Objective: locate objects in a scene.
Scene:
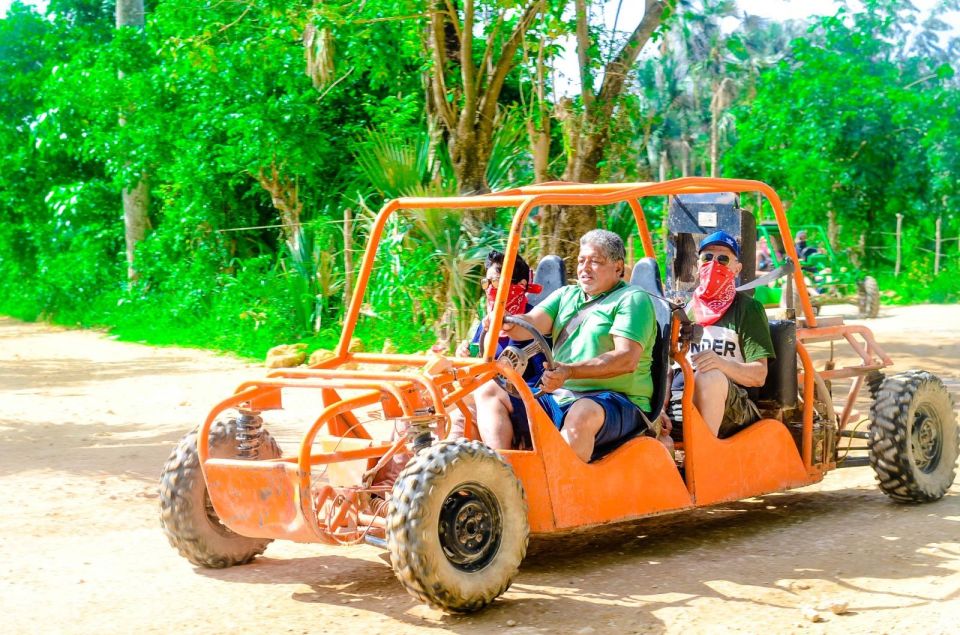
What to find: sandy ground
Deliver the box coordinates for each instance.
[1,303,958,634]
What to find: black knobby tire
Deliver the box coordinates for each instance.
[865,369,885,401]
[386,439,529,613]
[857,276,880,318]
[868,371,958,503]
[159,416,282,567]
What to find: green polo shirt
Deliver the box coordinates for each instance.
[537,281,656,410]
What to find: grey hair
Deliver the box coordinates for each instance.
[580,229,626,264]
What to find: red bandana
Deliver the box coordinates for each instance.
[486,281,538,316]
[691,260,737,326]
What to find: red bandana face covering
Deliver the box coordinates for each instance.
[487,282,528,315]
[691,260,737,325]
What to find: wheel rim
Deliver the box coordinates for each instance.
[912,407,942,473]
[438,482,502,572]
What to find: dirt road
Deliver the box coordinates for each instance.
[1,304,958,634]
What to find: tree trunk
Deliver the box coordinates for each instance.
[538,0,671,275]
[256,161,302,254]
[116,0,143,27]
[827,210,839,251]
[526,28,552,184]
[528,121,551,183]
[709,77,733,178]
[709,83,719,177]
[122,179,148,281]
[449,126,494,233]
[342,207,353,317]
[660,149,669,253]
[538,205,595,274]
[426,0,544,235]
[450,118,492,192]
[537,129,605,277]
[117,0,148,281]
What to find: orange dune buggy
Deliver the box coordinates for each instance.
[160,178,959,612]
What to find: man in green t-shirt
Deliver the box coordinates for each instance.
[680,230,775,437]
[474,229,656,462]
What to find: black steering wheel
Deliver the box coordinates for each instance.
[488,315,557,399]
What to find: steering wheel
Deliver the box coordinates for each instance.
[489,315,557,399]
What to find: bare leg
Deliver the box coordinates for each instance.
[474,380,514,450]
[560,398,605,462]
[693,369,728,436]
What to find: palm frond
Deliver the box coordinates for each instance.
[487,109,532,191]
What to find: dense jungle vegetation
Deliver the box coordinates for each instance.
[1,0,958,358]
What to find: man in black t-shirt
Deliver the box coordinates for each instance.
[683,231,776,437]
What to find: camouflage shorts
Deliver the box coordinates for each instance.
[718,381,761,439]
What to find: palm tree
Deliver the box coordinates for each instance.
[351,116,530,348]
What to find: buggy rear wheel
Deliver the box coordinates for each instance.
[857,276,880,318]
[387,439,528,613]
[159,415,282,567]
[868,371,958,503]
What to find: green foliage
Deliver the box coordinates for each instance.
[724,1,959,275]
[349,125,518,353]
[0,0,957,368]
[0,0,430,358]
[880,263,960,306]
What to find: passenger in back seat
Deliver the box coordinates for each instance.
[676,231,776,437]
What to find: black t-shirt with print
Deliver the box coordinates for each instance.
[688,292,775,364]
[673,292,775,390]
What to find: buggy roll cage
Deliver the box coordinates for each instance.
[194,177,891,543]
[330,176,890,453]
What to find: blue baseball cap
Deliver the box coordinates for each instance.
[698,230,740,258]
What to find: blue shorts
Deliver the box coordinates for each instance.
[508,391,648,461]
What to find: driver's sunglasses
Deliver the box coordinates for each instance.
[699,253,733,266]
[480,277,500,291]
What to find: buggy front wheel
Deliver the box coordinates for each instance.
[386,439,529,613]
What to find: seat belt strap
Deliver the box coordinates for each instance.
[735,258,795,291]
[554,285,631,350]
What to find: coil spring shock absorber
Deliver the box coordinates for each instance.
[404,410,440,454]
[235,408,263,459]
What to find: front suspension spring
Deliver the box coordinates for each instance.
[235,409,263,459]
[404,410,442,454]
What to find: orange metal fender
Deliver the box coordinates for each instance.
[203,458,330,543]
[498,447,557,533]
[672,316,818,507]
[684,406,818,506]
[522,404,693,532]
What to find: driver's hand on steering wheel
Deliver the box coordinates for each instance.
[540,363,571,393]
[481,313,515,333]
[483,313,524,338]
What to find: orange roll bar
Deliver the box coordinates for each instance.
[337,177,817,359]
[795,341,817,470]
